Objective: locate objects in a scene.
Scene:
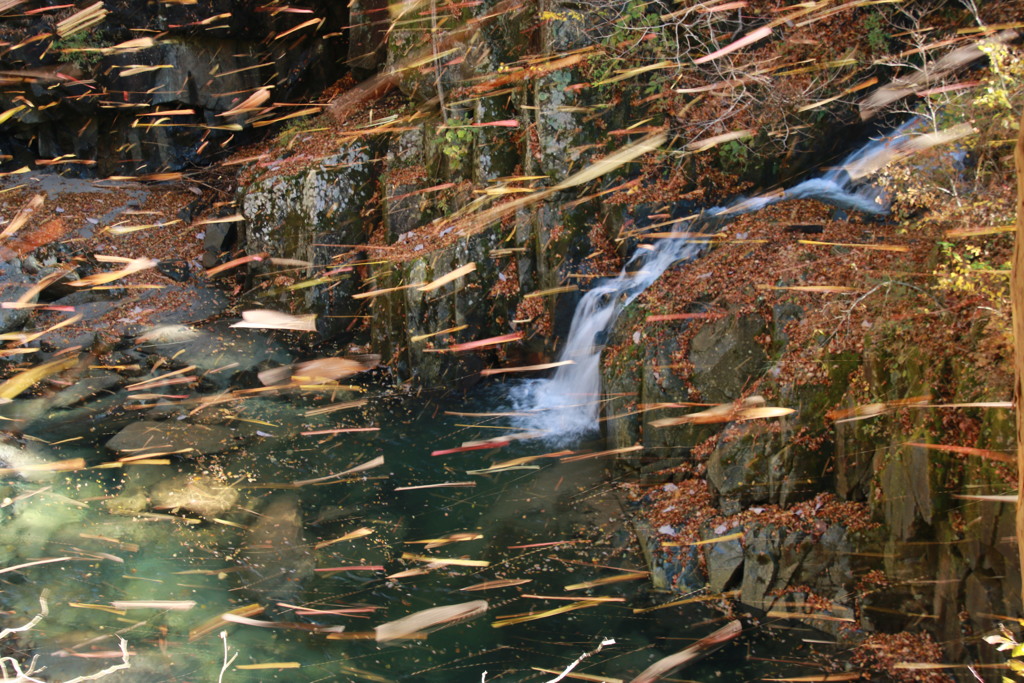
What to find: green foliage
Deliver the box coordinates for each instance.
[587,0,672,97]
[982,625,1024,682]
[440,115,474,173]
[717,139,750,174]
[51,32,109,70]
[275,115,326,148]
[863,12,890,55]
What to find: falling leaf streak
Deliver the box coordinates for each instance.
[230,310,317,332]
[903,441,1015,464]
[313,527,374,549]
[401,553,490,567]
[461,579,531,591]
[0,556,74,575]
[629,620,742,682]
[418,262,477,292]
[110,601,196,611]
[375,601,488,642]
[480,360,574,376]
[352,282,426,299]
[797,240,908,252]
[492,600,601,628]
[394,481,476,491]
[564,573,648,591]
[531,668,624,683]
[189,604,264,641]
[300,427,380,436]
[0,193,43,239]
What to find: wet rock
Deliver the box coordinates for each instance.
[240,140,382,332]
[51,371,122,408]
[156,259,190,282]
[0,260,34,334]
[152,475,239,517]
[0,439,64,482]
[238,493,314,608]
[201,221,235,269]
[105,420,237,456]
[135,321,293,389]
[689,311,768,403]
[703,526,745,593]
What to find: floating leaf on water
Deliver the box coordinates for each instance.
[231,310,317,332]
[375,600,488,643]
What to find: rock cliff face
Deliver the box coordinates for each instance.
[0,1,348,174]
[598,199,1020,668]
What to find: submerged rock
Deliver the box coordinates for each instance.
[238,493,314,608]
[105,420,236,456]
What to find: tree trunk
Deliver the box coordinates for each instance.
[1014,110,1024,608]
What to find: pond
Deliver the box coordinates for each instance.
[0,364,835,682]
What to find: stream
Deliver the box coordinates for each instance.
[0,379,830,682]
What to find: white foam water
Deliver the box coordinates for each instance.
[508,122,916,442]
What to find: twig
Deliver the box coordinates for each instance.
[0,593,48,642]
[543,637,615,683]
[217,630,238,683]
[64,637,130,683]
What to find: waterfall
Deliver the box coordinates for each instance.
[509,122,917,442]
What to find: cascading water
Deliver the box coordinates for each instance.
[510,120,921,442]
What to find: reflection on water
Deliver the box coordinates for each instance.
[0,376,829,682]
